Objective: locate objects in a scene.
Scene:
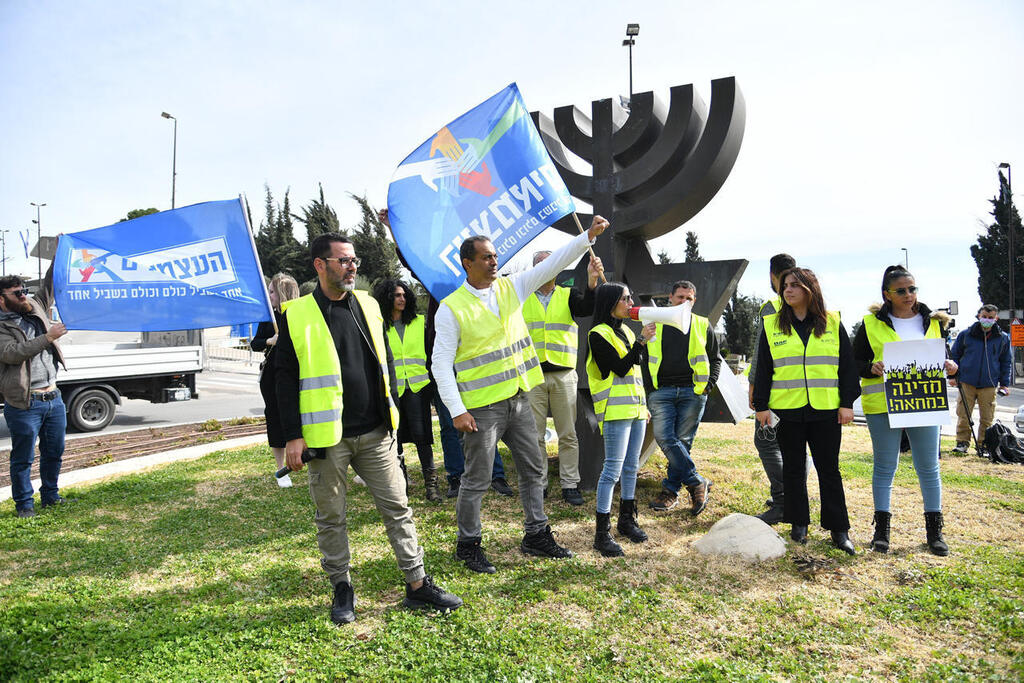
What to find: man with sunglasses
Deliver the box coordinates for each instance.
[275,233,461,624]
[0,267,68,518]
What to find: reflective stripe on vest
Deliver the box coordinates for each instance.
[386,315,429,396]
[522,286,578,368]
[284,291,399,447]
[647,314,712,394]
[763,311,842,410]
[442,278,544,410]
[760,297,781,318]
[586,324,647,434]
[860,314,941,414]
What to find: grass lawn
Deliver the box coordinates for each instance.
[2,421,1022,681]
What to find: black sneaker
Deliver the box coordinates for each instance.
[446,477,460,499]
[521,526,573,559]
[455,538,496,574]
[330,581,355,625]
[15,507,36,519]
[561,487,584,506]
[40,495,74,509]
[951,441,969,454]
[490,477,515,497]
[403,575,463,611]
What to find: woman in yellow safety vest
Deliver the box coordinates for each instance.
[586,282,655,557]
[373,280,441,502]
[250,273,300,488]
[852,265,956,556]
[752,268,860,554]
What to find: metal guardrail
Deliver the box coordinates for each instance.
[204,338,261,367]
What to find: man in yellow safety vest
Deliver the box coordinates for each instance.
[645,281,721,516]
[277,233,461,624]
[433,216,609,573]
[522,249,603,506]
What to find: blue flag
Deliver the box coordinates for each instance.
[387,83,575,300]
[53,198,273,331]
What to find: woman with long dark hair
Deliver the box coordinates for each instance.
[853,265,956,555]
[373,279,440,502]
[752,268,860,553]
[250,273,300,487]
[586,282,655,557]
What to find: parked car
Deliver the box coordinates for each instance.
[1015,405,1024,435]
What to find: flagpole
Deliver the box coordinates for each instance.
[571,212,607,284]
[238,195,278,335]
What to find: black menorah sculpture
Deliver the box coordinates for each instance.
[530,77,749,488]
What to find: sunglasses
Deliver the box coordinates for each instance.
[321,257,361,268]
[6,288,29,297]
[887,286,918,296]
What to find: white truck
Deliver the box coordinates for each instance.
[56,343,202,432]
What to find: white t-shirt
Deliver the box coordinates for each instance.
[890,313,925,340]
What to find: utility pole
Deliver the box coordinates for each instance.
[30,202,45,284]
[162,112,178,209]
[0,229,8,276]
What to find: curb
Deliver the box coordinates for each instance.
[1,434,267,503]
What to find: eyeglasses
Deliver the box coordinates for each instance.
[886,286,918,296]
[322,257,361,268]
[6,288,29,298]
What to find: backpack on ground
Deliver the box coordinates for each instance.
[984,422,1024,464]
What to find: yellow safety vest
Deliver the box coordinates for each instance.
[442,278,544,410]
[522,286,578,369]
[647,314,712,394]
[283,291,399,447]
[586,324,648,433]
[387,315,429,396]
[760,297,782,318]
[763,311,842,411]
[860,314,942,414]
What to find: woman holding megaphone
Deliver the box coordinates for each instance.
[586,282,655,557]
[752,268,860,553]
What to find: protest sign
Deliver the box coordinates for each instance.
[387,83,575,300]
[883,338,950,428]
[53,198,272,331]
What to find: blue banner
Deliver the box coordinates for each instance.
[53,198,273,331]
[387,83,575,300]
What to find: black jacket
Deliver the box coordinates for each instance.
[851,303,952,380]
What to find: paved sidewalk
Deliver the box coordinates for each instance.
[1,434,266,503]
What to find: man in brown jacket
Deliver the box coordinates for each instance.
[0,266,68,517]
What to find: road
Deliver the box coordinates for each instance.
[0,369,266,450]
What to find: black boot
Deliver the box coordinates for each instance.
[925,511,949,556]
[594,512,624,557]
[871,511,891,554]
[422,466,441,502]
[830,530,856,556]
[616,499,648,543]
[790,525,808,544]
[446,477,460,499]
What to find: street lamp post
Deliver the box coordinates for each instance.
[622,24,639,101]
[901,247,909,269]
[30,202,45,283]
[161,112,177,209]
[0,229,8,276]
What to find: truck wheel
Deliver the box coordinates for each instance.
[69,389,116,432]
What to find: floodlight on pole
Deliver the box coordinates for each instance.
[901,247,908,269]
[30,202,45,283]
[161,111,177,209]
[623,23,639,101]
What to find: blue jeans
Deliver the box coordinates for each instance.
[6,394,67,511]
[649,386,707,493]
[597,417,646,514]
[865,413,942,513]
[432,394,504,482]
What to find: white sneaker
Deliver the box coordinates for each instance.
[277,473,293,488]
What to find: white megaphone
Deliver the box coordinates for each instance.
[628,300,692,334]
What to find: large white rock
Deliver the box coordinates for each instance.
[693,512,787,562]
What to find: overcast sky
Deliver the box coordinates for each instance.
[2,0,1021,332]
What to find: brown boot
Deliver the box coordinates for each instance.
[686,479,712,516]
